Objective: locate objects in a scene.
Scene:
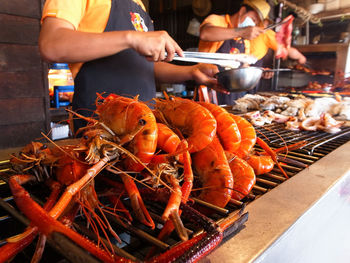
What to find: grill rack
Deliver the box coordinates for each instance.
[1,123,350,262]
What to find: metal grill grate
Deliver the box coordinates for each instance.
[1,124,350,262]
[249,124,350,198]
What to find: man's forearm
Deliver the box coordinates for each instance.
[154,62,194,84]
[39,27,132,63]
[199,25,241,42]
[288,47,303,61]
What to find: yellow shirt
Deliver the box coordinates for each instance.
[42,0,146,77]
[198,14,250,54]
[249,29,277,60]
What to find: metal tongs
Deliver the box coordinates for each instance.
[264,17,291,31]
[171,51,258,68]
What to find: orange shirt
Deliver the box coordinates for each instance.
[249,29,277,60]
[42,0,146,77]
[198,14,250,54]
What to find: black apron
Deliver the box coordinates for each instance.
[216,37,247,105]
[72,0,155,131]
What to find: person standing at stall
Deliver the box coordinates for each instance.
[39,0,224,131]
[250,18,306,66]
[198,0,270,105]
[249,18,306,92]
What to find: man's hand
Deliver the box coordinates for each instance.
[128,31,183,62]
[262,68,274,79]
[236,26,264,40]
[191,64,230,94]
[298,54,307,65]
[39,17,183,64]
[154,62,227,94]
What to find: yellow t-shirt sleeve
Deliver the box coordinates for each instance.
[198,15,228,53]
[200,14,226,29]
[41,0,87,30]
[250,30,278,60]
[265,30,278,51]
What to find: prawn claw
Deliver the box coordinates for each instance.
[129,190,155,229]
[169,210,188,242]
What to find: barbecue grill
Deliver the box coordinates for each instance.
[206,123,350,263]
[1,123,350,262]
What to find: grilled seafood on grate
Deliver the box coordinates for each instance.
[192,135,234,208]
[2,94,298,262]
[2,139,127,262]
[153,95,217,153]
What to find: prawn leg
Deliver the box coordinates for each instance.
[146,143,193,258]
[8,175,128,263]
[0,178,61,263]
[264,140,307,155]
[48,156,110,219]
[0,228,38,263]
[256,137,288,178]
[161,141,193,241]
[161,174,187,241]
[120,174,155,229]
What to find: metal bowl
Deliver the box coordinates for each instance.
[215,67,263,92]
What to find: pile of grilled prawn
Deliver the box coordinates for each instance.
[1,94,294,263]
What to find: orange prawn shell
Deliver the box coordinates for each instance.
[156,123,181,154]
[96,95,157,171]
[230,114,257,158]
[228,156,256,201]
[245,154,274,175]
[55,154,90,186]
[154,97,217,153]
[192,136,233,208]
[198,102,241,153]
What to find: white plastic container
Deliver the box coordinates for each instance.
[51,122,70,140]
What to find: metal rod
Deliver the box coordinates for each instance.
[277,155,310,167]
[106,213,170,251]
[263,173,287,181]
[192,197,230,215]
[148,211,193,235]
[0,160,10,165]
[0,196,29,226]
[306,20,310,44]
[284,151,319,160]
[0,215,11,222]
[278,154,314,165]
[272,167,293,177]
[279,164,302,172]
[247,193,256,200]
[0,191,99,263]
[73,222,138,262]
[256,178,278,187]
[252,185,268,193]
[271,2,284,91]
[50,232,101,263]
[229,198,244,207]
